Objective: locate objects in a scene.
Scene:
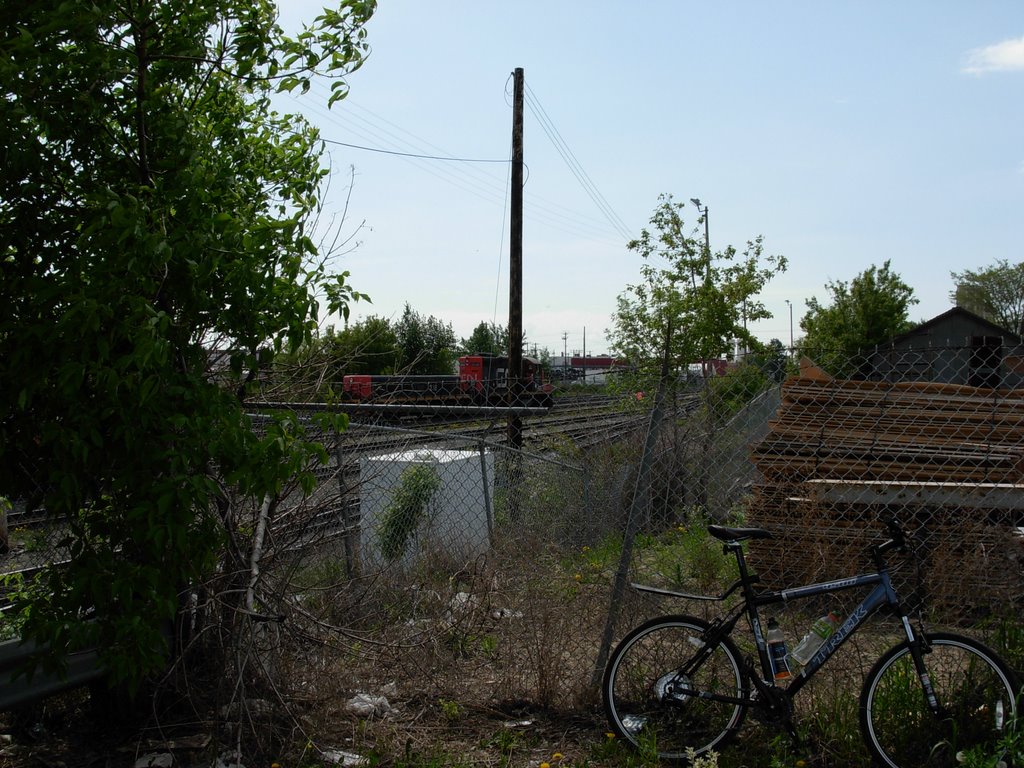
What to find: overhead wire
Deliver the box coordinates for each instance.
[493,138,513,333]
[505,74,635,239]
[340,94,626,241]
[320,138,507,163]
[524,83,633,241]
[302,87,511,210]
[276,76,635,348]
[276,81,627,244]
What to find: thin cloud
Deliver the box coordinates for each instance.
[962,35,1024,75]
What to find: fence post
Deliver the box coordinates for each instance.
[478,437,494,547]
[334,425,357,578]
[590,324,674,689]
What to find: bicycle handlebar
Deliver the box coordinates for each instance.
[881,513,907,550]
[871,514,912,569]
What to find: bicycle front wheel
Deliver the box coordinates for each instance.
[860,632,1020,768]
[602,615,748,761]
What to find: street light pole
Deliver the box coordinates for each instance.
[785,299,794,353]
[690,197,709,259]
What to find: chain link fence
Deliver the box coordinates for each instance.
[240,345,1023,715]
[2,343,1023,750]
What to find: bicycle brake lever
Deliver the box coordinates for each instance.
[881,513,907,549]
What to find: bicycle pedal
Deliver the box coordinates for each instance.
[619,714,647,734]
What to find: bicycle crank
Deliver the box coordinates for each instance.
[654,670,693,706]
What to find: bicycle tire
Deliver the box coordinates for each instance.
[860,631,1020,768]
[602,615,748,761]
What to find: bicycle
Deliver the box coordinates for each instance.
[602,516,1021,766]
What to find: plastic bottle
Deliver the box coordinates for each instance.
[766,617,792,681]
[790,610,840,666]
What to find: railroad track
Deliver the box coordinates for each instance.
[0,391,705,575]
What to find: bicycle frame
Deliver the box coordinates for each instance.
[633,530,941,713]
[751,568,908,700]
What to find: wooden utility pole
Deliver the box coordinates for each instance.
[507,67,524,451]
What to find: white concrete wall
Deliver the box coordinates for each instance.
[359,448,493,569]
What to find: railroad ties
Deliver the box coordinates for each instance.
[746,374,1024,618]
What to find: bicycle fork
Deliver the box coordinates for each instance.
[900,618,942,714]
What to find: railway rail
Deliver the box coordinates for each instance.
[0,391,703,573]
[0,390,706,708]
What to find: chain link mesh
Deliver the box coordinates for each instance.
[2,345,1022,716]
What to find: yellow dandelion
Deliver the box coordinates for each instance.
[574,573,583,582]
[552,752,564,761]
[540,763,550,768]
[605,732,616,739]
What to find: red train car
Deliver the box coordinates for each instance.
[342,354,552,408]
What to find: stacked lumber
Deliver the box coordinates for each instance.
[744,372,1024,619]
[751,377,1024,485]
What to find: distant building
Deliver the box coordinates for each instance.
[864,307,1024,387]
[549,355,627,384]
[569,355,626,370]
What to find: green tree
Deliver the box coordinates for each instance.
[0,0,374,685]
[609,194,787,372]
[746,338,790,384]
[330,316,400,375]
[270,316,397,399]
[394,303,458,374]
[460,321,509,356]
[800,261,918,376]
[950,259,1024,336]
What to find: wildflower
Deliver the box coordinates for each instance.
[574,573,582,582]
[540,763,550,768]
[605,732,616,740]
[552,753,564,761]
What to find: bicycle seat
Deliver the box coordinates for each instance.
[707,525,772,542]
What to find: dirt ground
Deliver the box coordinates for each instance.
[0,687,614,768]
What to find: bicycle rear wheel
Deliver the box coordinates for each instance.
[602,615,748,761]
[860,632,1020,768]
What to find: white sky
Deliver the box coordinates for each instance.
[274,1,1024,356]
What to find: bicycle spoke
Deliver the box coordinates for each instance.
[861,634,1019,768]
[604,617,747,760]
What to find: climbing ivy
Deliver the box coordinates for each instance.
[377,465,442,561]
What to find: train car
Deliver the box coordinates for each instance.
[341,373,466,404]
[342,354,552,408]
[459,354,552,407]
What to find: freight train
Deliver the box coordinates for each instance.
[342,354,553,408]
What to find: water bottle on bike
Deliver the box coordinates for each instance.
[790,610,840,666]
[766,617,793,681]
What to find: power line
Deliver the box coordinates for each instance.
[493,139,513,332]
[524,83,633,241]
[336,94,627,241]
[310,94,513,207]
[320,137,508,163]
[275,81,629,244]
